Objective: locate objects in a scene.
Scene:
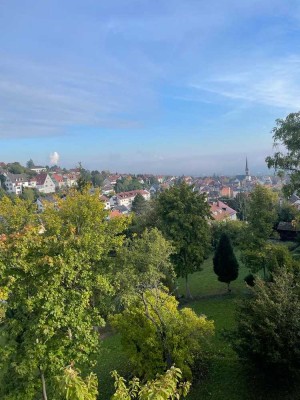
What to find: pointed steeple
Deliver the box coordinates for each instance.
[245,157,249,176]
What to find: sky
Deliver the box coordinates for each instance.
[1,0,300,175]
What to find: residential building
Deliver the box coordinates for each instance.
[114,189,150,209]
[30,166,47,174]
[210,200,237,221]
[35,173,56,194]
[2,172,29,195]
[99,195,111,210]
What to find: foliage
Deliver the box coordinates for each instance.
[213,233,239,292]
[0,189,129,399]
[0,195,38,234]
[245,185,278,247]
[59,365,98,400]
[225,193,249,221]
[266,111,300,196]
[20,188,38,202]
[26,159,35,169]
[115,177,143,193]
[91,170,105,188]
[127,200,158,237]
[232,269,300,376]
[0,174,7,190]
[111,366,190,400]
[276,201,299,224]
[114,228,175,307]
[154,182,211,298]
[131,193,148,216]
[211,220,247,248]
[241,242,298,279]
[7,162,26,174]
[111,287,214,380]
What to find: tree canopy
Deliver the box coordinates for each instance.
[111,287,214,380]
[154,182,211,298]
[266,111,300,196]
[0,189,129,399]
[233,268,300,377]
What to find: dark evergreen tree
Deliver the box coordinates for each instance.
[131,193,147,215]
[213,233,239,292]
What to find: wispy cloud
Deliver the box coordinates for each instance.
[190,56,300,110]
[0,56,157,138]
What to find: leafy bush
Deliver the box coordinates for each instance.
[233,269,300,377]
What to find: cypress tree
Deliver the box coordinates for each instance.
[213,232,239,292]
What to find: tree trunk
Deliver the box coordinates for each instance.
[185,274,193,299]
[39,367,48,400]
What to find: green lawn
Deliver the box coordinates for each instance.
[176,251,250,298]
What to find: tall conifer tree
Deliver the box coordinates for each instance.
[213,233,239,292]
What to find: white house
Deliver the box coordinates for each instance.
[36,173,56,194]
[100,195,111,210]
[3,172,29,195]
[30,166,47,174]
[114,190,150,209]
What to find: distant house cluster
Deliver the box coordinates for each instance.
[0,158,290,224]
[0,166,80,196]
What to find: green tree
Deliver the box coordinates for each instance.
[241,242,298,280]
[114,228,175,307]
[60,365,190,400]
[246,185,278,247]
[20,188,36,202]
[131,193,147,215]
[276,200,299,224]
[7,162,26,174]
[233,269,300,376]
[0,174,7,190]
[26,159,35,169]
[111,366,190,400]
[266,111,300,196]
[60,365,98,400]
[155,182,211,298]
[0,189,129,399]
[213,233,239,292]
[111,287,214,380]
[211,220,247,248]
[91,171,104,188]
[226,192,249,221]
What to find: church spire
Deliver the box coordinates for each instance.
[245,157,249,176]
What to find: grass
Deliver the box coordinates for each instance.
[96,334,129,399]
[176,250,250,298]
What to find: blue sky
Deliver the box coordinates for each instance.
[1,0,300,175]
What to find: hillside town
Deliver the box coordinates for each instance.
[0,158,293,223]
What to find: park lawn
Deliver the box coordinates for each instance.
[176,250,250,298]
[95,334,130,400]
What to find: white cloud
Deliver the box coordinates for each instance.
[49,151,60,165]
